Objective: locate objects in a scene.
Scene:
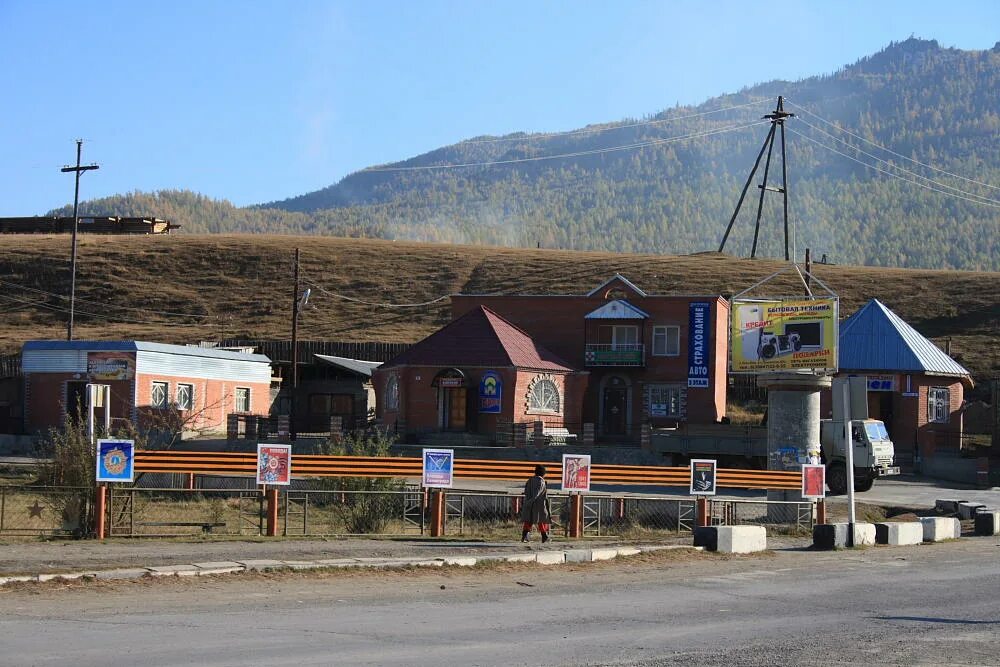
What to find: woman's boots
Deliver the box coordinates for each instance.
[521,530,530,542]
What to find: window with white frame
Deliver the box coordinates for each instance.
[648,384,682,418]
[927,387,950,424]
[235,387,251,413]
[527,376,561,414]
[652,326,680,356]
[176,383,194,411]
[612,325,638,348]
[151,381,169,409]
[385,375,400,411]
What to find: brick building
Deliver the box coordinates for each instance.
[820,299,973,469]
[22,341,272,436]
[375,275,729,444]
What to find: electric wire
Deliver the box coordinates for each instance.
[787,127,1000,209]
[0,292,214,326]
[0,279,215,319]
[362,120,770,172]
[302,278,459,308]
[785,98,1000,192]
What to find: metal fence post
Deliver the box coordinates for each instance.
[816,498,827,525]
[95,485,107,539]
[568,493,584,538]
[430,490,446,537]
[265,487,279,536]
[696,496,709,527]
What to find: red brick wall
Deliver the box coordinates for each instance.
[24,373,134,433]
[134,373,270,434]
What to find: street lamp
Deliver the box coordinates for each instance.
[61,139,99,341]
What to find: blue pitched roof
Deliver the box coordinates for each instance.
[839,300,969,379]
[22,340,270,363]
[584,299,650,320]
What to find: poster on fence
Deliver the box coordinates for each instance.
[96,439,135,483]
[422,448,454,488]
[562,453,591,492]
[801,464,826,499]
[257,444,292,485]
[689,459,717,496]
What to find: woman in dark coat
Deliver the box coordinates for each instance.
[521,465,551,543]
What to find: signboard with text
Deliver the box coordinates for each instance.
[479,371,502,413]
[689,459,717,496]
[688,302,711,388]
[96,439,135,483]
[730,298,838,373]
[256,444,292,485]
[87,352,134,381]
[561,454,591,492]
[422,448,454,488]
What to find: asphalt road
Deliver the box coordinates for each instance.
[2,537,998,666]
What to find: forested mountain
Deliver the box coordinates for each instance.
[50,39,1000,270]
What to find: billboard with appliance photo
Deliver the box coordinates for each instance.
[730,298,838,372]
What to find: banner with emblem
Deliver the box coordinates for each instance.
[96,439,135,482]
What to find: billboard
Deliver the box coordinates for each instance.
[256,444,292,485]
[479,371,502,413]
[96,439,135,483]
[87,352,134,381]
[422,448,454,488]
[561,453,591,492]
[689,459,717,496]
[730,298,838,372]
[687,302,711,388]
[801,464,826,499]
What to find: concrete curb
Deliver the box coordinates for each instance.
[0,544,704,587]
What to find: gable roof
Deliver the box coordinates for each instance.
[314,354,381,378]
[839,299,971,381]
[584,299,650,320]
[586,274,648,298]
[382,306,575,372]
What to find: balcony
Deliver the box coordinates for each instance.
[584,344,645,367]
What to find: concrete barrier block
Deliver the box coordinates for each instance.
[974,510,1000,536]
[958,502,986,520]
[442,557,478,567]
[536,551,565,565]
[694,526,766,553]
[616,547,642,557]
[147,565,202,577]
[813,522,876,549]
[920,516,961,541]
[590,548,619,562]
[502,554,538,564]
[564,549,591,563]
[934,499,964,514]
[874,522,923,546]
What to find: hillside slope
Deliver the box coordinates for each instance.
[48,39,1000,271]
[1,235,995,391]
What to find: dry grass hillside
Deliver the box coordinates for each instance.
[1,234,996,390]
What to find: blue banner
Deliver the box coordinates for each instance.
[688,302,711,388]
[479,370,502,413]
[96,439,135,483]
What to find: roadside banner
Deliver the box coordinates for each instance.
[689,459,717,496]
[801,464,826,499]
[96,439,135,483]
[256,444,292,485]
[687,301,711,388]
[479,371,502,413]
[561,453,591,492]
[730,297,838,372]
[422,448,454,488]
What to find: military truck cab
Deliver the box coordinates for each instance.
[820,418,900,494]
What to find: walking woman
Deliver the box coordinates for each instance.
[521,465,551,543]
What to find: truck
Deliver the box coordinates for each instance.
[648,418,899,494]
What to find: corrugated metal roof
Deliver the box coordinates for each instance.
[314,354,381,378]
[22,340,270,363]
[584,299,650,320]
[839,300,970,378]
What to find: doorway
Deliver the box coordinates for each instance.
[603,387,627,435]
[443,387,467,431]
[867,392,894,437]
[66,381,89,422]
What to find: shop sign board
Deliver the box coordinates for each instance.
[730,297,838,372]
[479,371,502,413]
[688,302,711,388]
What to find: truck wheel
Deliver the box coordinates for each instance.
[827,463,847,495]
[854,475,875,492]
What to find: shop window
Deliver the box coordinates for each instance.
[235,387,251,413]
[151,382,169,409]
[647,384,682,418]
[527,376,561,414]
[652,326,680,356]
[385,375,400,411]
[927,387,950,424]
[176,383,194,411]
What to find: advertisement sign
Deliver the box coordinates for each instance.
[689,459,717,496]
[730,298,838,372]
[87,352,134,381]
[479,371,502,414]
[422,448,454,488]
[688,302,711,388]
[561,454,591,492]
[856,373,894,392]
[95,439,135,483]
[256,444,292,485]
[801,464,826,499]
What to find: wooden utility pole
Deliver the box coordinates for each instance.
[290,248,300,441]
[804,248,812,295]
[61,140,99,340]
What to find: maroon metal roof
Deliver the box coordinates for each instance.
[383,306,576,372]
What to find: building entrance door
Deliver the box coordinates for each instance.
[603,387,627,435]
[66,381,89,422]
[445,388,467,431]
[868,392,894,437]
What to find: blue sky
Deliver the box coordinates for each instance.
[1,1,998,215]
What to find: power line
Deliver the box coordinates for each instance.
[0,292,215,326]
[362,120,770,172]
[454,99,770,146]
[784,98,1000,192]
[302,278,459,308]
[792,117,1000,206]
[0,279,215,319]
[787,127,1000,209]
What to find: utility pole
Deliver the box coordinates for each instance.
[804,248,812,295]
[290,248,300,441]
[61,140,99,341]
[718,96,794,261]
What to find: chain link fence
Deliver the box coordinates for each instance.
[0,486,91,537]
[106,487,266,537]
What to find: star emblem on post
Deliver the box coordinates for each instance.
[28,501,44,519]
